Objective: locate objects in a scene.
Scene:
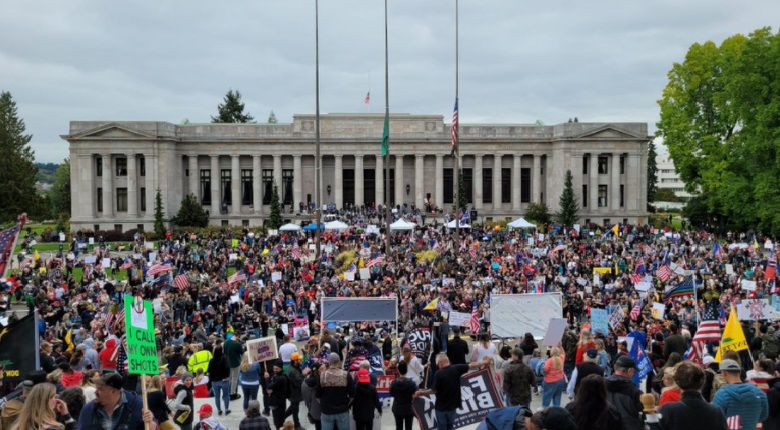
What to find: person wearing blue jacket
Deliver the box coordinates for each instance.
[77,373,157,430]
[713,359,768,430]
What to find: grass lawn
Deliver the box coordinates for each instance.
[23,223,58,236]
[70,267,129,282]
[15,242,138,254]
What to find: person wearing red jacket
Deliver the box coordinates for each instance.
[100,338,118,371]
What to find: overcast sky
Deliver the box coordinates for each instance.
[1,0,778,162]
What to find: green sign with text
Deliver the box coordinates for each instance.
[123,295,159,375]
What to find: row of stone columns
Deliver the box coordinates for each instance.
[97,154,154,219]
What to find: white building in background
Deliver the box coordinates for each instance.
[63,114,651,231]
[656,153,694,201]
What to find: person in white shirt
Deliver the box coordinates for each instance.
[402,346,424,387]
[279,335,298,368]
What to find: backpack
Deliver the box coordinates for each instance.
[279,373,292,399]
[534,358,547,377]
[763,334,779,359]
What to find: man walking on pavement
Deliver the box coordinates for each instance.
[225,332,243,400]
[285,352,308,430]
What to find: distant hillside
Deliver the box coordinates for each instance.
[35,162,60,184]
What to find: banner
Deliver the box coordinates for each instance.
[490,293,563,338]
[413,369,503,430]
[735,299,780,321]
[448,311,470,327]
[377,375,397,409]
[124,295,159,375]
[0,314,38,382]
[590,308,609,335]
[406,327,432,364]
[246,336,279,363]
[593,267,612,275]
[293,318,310,341]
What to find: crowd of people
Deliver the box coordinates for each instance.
[2,210,780,430]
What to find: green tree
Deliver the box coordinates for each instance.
[647,142,658,203]
[172,194,209,227]
[456,169,468,213]
[153,188,166,237]
[657,28,780,233]
[0,91,38,223]
[267,110,278,124]
[211,90,255,123]
[50,158,71,216]
[268,183,283,229]
[556,169,579,227]
[655,188,680,202]
[524,202,552,226]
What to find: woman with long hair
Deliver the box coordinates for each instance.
[471,333,498,364]
[575,329,595,366]
[145,375,173,428]
[401,346,424,387]
[658,365,681,406]
[9,382,70,430]
[542,346,567,407]
[80,370,100,402]
[239,352,262,410]
[565,374,622,430]
[518,333,538,364]
[653,352,683,394]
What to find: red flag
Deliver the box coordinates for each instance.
[364,91,370,104]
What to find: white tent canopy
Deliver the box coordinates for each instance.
[508,217,536,229]
[445,220,471,229]
[390,219,416,231]
[278,223,302,232]
[324,220,350,231]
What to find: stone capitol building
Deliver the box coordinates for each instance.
[64,113,650,232]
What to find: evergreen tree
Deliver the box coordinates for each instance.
[153,188,166,238]
[172,194,209,227]
[456,169,467,212]
[268,183,283,229]
[267,110,278,124]
[211,90,255,123]
[0,91,38,222]
[556,169,579,227]
[524,202,552,226]
[647,142,658,204]
[50,158,71,216]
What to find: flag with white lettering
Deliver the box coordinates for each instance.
[412,369,503,430]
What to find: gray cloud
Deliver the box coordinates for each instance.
[0,0,776,162]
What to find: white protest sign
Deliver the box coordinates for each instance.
[448,311,471,327]
[542,318,568,346]
[741,279,757,291]
[84,256,97,264]
[271,272,282,282]
[726,264,734,275]
[102,258,111,268]
[145,242,155,250]
[345,272,355,281]
[359,268,371,279]
[651,303,666,320]
[246,337,279,363]
[229,253,238,261]
[88,238,95,245]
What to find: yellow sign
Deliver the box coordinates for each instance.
[593,267,612,275]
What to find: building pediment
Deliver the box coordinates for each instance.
[69,123,157,140]
[574,124,641,140]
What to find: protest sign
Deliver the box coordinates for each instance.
[377,375,397,409]
[246,336,279,363]
[293,317,310,341]
[413,369,503,430]
[407,327,432,363]
[124,295,158,375]
[543,318,568,346]
[102,258,111,268]
[741,280,757,291]
[773,295,780,313]
[726,264,734,275]
[608,307,624,331]
[345,272,355,281]
[651,303,666,320]
[448,311,470,327]
[593,267,612,275]
[359,268,371,280]
[590,308,609,335]
[271,271,282,282]
[736,299,780,321]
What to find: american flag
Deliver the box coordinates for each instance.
[364,91,370,105]
[726,415,740,430]
[469,243,477,260]
[766,251,777,280]
[450,98,458,155]
[686,320,721,364]
[634,258,646,276]
[291,244,300,260]
[631,274,642,285]
[470,300,480,334]
[629,301,642,320]
[228,271,247,285]
[0,223,20,275]
[367,255,385,268]
[119,259,133,270]
[174,274,189,291]
[656,265,672,283]
[547,244,566,259]
[713,243,724,262]
[147,263,172,277]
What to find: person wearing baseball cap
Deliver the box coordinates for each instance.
[713,358,768,430]
[352,368,382,430]
[77,373,158,429]
[195,404,227,430]
[604,355,643,430]
[283,352,307,430]
[265,359,291,429]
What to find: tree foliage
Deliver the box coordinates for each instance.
[657,27,780,234]
[172,194,209,228]
[50,158,71,216]
[556,170,579,227]
[654,188,681,203]
[154,188,166,238]
[211,90,254,123]
[456,169,468,213]
[647,142,658,203]
[267,110,278,124]
[524,202,552,226]
[0,91,39,223]
[268,183,283,229]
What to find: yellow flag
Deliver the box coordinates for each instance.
[359,257,365,269]
[611,224,620,237]
[715,305,748,362]
[423,298,438,311]
[64,329,75,354]
[34,250,40,261]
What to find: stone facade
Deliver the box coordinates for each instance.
[62,113,650,231]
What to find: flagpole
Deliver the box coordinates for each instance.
[314,0,322,260]
[384,0,391,256]
[453,0,460,240]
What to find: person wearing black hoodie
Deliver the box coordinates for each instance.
[352,368,381,430]
[605,356,643,430]
[389,361,417,430]
[265,360,290,430]
[208,341,232,416]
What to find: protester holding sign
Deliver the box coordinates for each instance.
[76,373,157,430]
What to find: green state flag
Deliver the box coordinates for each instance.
[381,114,389,157]
[0,314,38,382]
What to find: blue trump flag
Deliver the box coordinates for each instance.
[629,336,654,386]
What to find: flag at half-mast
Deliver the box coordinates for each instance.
[450,98,458,155]
[364,91,370,105]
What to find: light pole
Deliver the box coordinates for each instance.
[314,0,322,259]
